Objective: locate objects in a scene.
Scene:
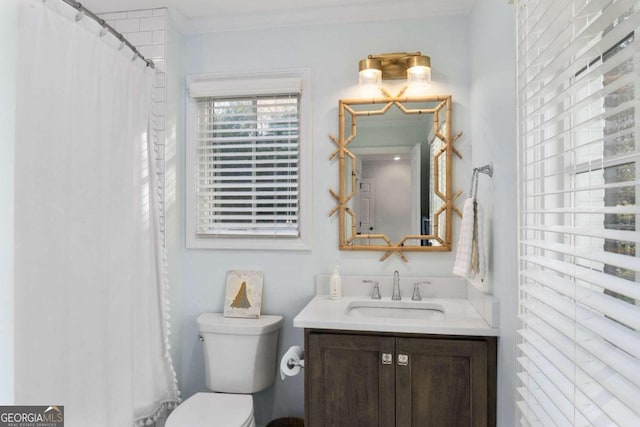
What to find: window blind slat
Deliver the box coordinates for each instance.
[197,221,297,228]
[196,190,298,198]
[197,180,298,188]
[197,166,297,174]
[198,213,297,220]
[516,397,552,427]
[199,198,298,210]
[521,205,640,215]
[521,168,637,187]
[198,158,298,164]
[198,174,298,181]
[520,224,640,243]
[198,207,299,213]
[198,158,298,166]
[197,135,299,144]
[198,142,298,150]
[521,239,640,275]
[521,178,640,198]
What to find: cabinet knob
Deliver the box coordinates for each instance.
[381,353,393,365]
[397,354,409,366]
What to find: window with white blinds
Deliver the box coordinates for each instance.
[517,1,640,425]
[195,94,300,237]
[186,72,311,250]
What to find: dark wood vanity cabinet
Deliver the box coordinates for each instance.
[304,330,497,427]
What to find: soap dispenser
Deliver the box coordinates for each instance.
[329,265,342,299]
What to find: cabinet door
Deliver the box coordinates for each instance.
[306,332,395,427]
[395,338,491,427]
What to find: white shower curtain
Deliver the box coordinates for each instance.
[14,1,179,426]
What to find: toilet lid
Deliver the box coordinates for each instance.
[166,393,254,427]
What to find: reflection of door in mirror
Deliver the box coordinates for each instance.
[356,178,375,242]
[359,156,412,243]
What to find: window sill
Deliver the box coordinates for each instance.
[186,235,312,251]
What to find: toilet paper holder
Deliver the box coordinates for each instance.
[286,356,305,369]
[280,346,305,380]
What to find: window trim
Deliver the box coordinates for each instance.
[185,69,312,250]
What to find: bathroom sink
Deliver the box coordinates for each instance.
[345,300,445,320]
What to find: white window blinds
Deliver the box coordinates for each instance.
[517,0,640,425]
[193,90,300,237]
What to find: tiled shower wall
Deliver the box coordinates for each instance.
[100,8,167,239]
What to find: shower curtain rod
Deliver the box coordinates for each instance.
[58,0,155,69]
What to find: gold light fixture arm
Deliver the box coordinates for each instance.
[364,52,429,80]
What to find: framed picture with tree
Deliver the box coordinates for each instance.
[223,270,263,318]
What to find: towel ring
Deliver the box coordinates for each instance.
[469,163,494,200]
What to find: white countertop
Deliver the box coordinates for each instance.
[293,275,499,337]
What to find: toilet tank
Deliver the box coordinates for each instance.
[197,313,283,394]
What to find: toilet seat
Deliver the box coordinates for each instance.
[166,392,255,427]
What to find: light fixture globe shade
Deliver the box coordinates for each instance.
[359,58,382,88]
[407,55,431,86]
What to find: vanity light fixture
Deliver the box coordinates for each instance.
[407,55,431,87]
[358,52,431,88]
[358,58,383,89]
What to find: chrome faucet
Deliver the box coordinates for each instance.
[412,282,422,301]
[392,270,401,301]
[363,280,381,300]
[412,281,430,301]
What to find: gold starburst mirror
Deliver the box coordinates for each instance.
[329,87,463,261]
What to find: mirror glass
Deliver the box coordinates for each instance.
[332,95,457,260]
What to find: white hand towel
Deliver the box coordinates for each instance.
[453,198,475,278]
[453,198,486,280]
[471,200,486,280]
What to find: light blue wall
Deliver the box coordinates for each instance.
[470,1,517,426]
[180,15,472,423]
[0,0,17,405]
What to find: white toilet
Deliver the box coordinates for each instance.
[166,313,284,427]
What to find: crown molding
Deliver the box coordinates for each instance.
[176,0,476,35]
[80,0,476,35]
